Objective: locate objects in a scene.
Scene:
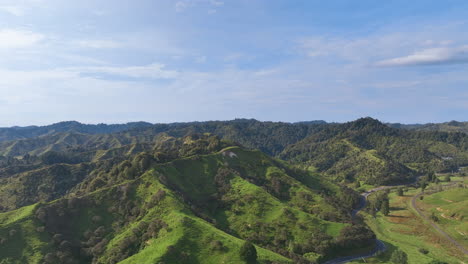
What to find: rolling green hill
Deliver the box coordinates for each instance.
[280,118,468,185]
[1,118,467,263]
[0,135,372,264]
[390,121,468,134]
[0,121,153,143]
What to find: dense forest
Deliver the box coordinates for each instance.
[0,118,467,263]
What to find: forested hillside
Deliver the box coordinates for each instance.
[0,135,370,264]
[0,118,467,263]
[0,121,153,142]
[280,118,468,184]
[390,121,468,134]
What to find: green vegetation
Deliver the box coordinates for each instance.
[390,249,407,264]
[281,118,468,185]
[0,118,467,263]
[240,241,257,263]
[351,186,467,264]
[0,134,369,263]
[417,187,468,248]
[391,120,468,134]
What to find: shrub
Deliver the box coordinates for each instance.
[397,187,404,196]
[418,248,429,254]
[354,181,361,188]
[336,224,376,250]
[210,240,226,252]
[390,249,408,264]
[381,199,390,216]
[430,212,439,222]
[239,241,257,263]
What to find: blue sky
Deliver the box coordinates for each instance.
[0,0,467,126]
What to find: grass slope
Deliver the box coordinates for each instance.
[350,187,467,264]
[0,145,356,263]
[418,187,468,249]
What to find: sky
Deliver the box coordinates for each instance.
[0,0,467,126]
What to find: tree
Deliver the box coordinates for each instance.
[428,171,436,182]
[390,249,408,264]
[430,212,439,222]
[420,181,428,192]
[239,241,257,263]
[381,198,390,216]
[397,187,404,196]
[370,205,377,218]
[354,181,361,188]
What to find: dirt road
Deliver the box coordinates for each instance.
[411,183,468,256]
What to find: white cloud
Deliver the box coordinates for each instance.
[71,63,179,79]
[298,22,468,69]
[175,0,224,12]
[376,45,468,67]
[0,6,25,16]
[0,29,44,49]
[0,0,46,16]
[75,39,122,49]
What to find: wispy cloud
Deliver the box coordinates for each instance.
[298,22,468,70]
[376,45,468,67]
[74,39,122,49]
[0,29,44,49]
[175,0,224,12]
[71,63,179,79]
[0,6,25,16]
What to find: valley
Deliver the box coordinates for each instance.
[0,118,466,264]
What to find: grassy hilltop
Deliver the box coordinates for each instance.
[0,118,467,263]
[0,136,370,264]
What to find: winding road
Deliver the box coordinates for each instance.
[324,176,424,264]
[324,186,392,264]
[325,176,467,264]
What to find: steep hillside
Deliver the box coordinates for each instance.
[0,121,153,142]
[0,138,371,264]
[280,118,468,184]
[0,135,233,212]
[390,121,468,134]
[0,119,328,157]
[1,118,468,187]
[2,118,467,263]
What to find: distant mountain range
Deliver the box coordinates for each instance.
[388,120,468,134]
[0,121,154,142]
[0,119,466,144]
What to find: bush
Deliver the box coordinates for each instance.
[210,240,226,252]
[239,241,257,263]
[430,212,439,222]
[397,187,404,196]
[336,224,375,250]
[354,181,361,188]
[381,199,390,216]
[418,248,429,254]
[390,249,408,264]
